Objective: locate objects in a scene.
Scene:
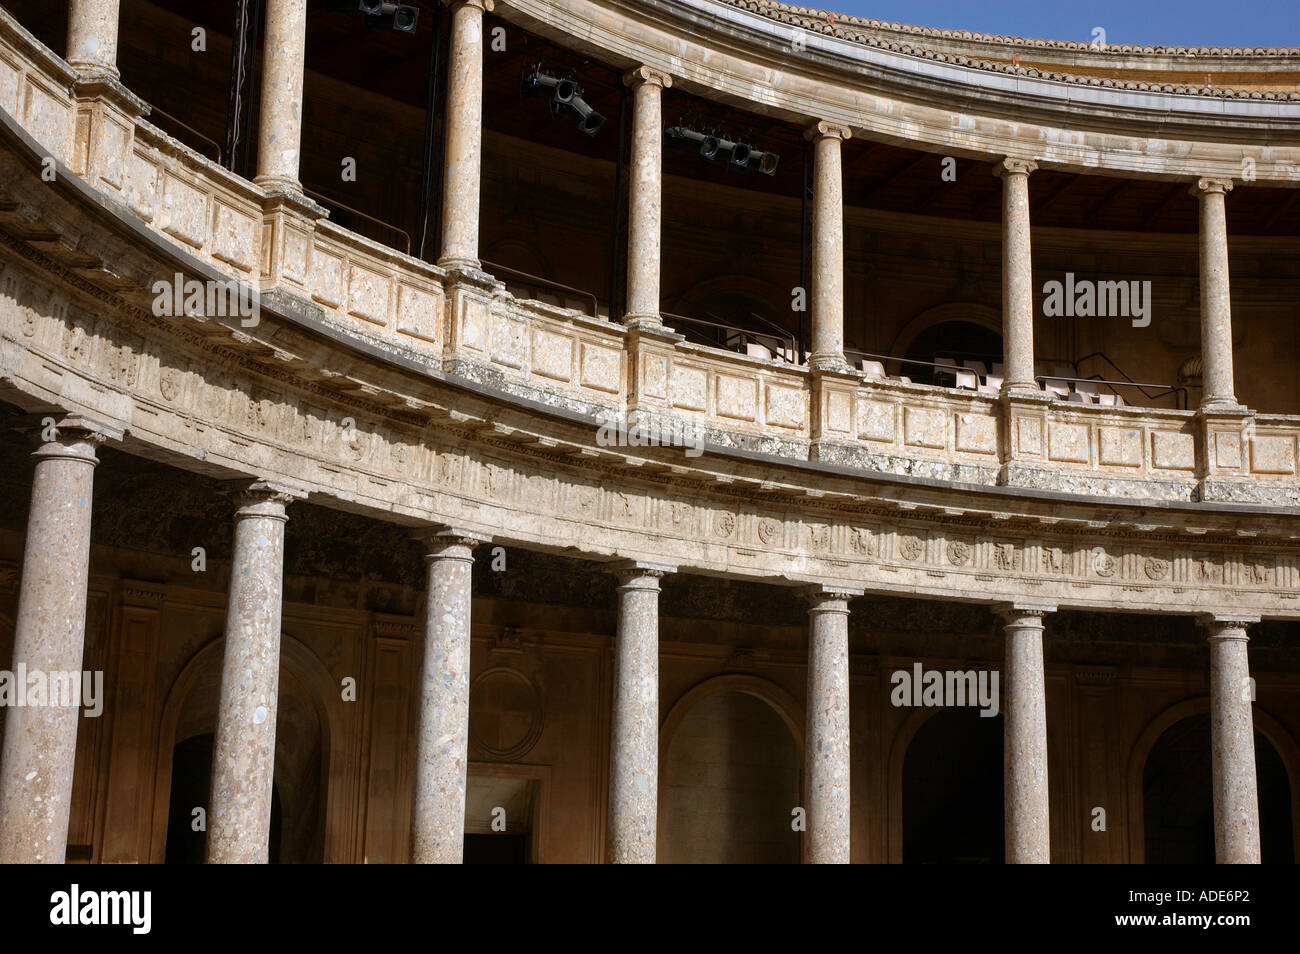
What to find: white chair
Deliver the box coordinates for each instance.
[954,368,978,390]
[962,360,989,378]
[935,356,959,388]
[1043,378,1071,399]
[1067,390,1093,404]
[860,360,886,379]
[979,373,1003,395]
[1096,393,1117,407]
[745,341,773,360]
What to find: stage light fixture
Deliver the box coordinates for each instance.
[521,67,606,137]
[356,1,419,32]
[665,125,779,175]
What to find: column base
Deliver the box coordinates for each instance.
[807,352,853,374]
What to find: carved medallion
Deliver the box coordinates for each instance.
[1143,556,1170,581]
[946,540,972,566]
[898,535,924,561]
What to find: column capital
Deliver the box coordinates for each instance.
[610,560,675,588]
[1200,614,1259,638]
[994,156,1038,178]
[224,478,305,520]
[1192,176,1234,197]
[623,65,672,89]
[994,601,1056,622]
[805,119,851,142]
[804,584,863,609]
[446,0,494,11]
[415,526,491,555]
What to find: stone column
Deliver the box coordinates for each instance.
[438,0,493,269]
[997,602,1054,864]
[996,158,1039,395]
[803,586,856,863]
[1194,178,1239,410]
[607,562,672,863]
[1202,614,1261,864]
[411,528,487,864]
[254,0,308,190]
[0,422,110,863]
[206,481,299,864]
[807,122,852,372]
[623,67,672,327]
[66,0,120,76]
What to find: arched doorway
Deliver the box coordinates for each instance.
[902,708,1003,863]
[1142,713,1294,863]
[901,320,1004,386]
[659,684,801,863]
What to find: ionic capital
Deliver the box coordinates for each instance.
[994,156,1038,178]
[1192,177,1234,197]
[623,65,672,90]
[224,478,306,518]
[1199,613,1259,640]
[805,120,851,142]
[446,0,494,12]
[610,560,675,589]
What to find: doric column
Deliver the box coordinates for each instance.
[438,0,493,269]
[803,585,857,863]
[997,602,1054,863]
[622,67,672,327]
[1193,178,1239,410]
[0,420,112,863]
[411,528,487,863]
[807,121,852,372]
[206,481,300,863]
[66,0,120,76]
[607,561,673,863]
[1202,614,1261,863]
[254,0,308,190]
[996,158,1039,395]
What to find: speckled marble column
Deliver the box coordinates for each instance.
[807,122,851,372]
[411,529,486,863]
[998,602,1053,863]
[803,586,855,864]
[623,67,671,327]
[1203,614,1261,864]
[0,426,104,864]
[607,561,672,863]
[254,0,307,190]
[206,482,297,864]
[439,0,493,269]
[66,0,120,76]
[1194,178,1239,410]
[996,158,1039,395]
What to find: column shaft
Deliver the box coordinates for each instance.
[804,588,852,863]
[997,159,1038,394]
[623,68,671,325]
[808,122,850,371]
[206,487,291,863]
[1195,179,1238,409]
[67,0,120,75]
[411,532,481,863]
[1205,616,1260,863]
[439,0,492,268]
[1000,604,1052,863]
[607,564,667,862]
[254,0,308,189]
[0,433,100,863]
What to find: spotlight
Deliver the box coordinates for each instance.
[699,136,720,160]
[520,67,605,137]
[570,98,606,136]
[729,142,751,168]
[755,150,780,175]
[357,0,419,32]
[393,4,419,32]
[666,124,780,175]
[358,0,384,13]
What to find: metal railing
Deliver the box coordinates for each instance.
[482,261,601,317]
[146,105,222,164]
[661,311,798,363]
[303,187,412,255]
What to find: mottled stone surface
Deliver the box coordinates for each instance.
[0,431,100,863]
[803,586,855,863]
[1195,179,1238,410]
[996,158,1038,394]
[255,0,306,189]
[1204,614,1261,863]
[66,0,119,75]
[607,561,670,863]
[439,0,493,268]
[411,529,485,863]
[623,67,671,324]
[206,484,295,863]
[807,122,850,372]
[998,602,1054,864]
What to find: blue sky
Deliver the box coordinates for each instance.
[823,0,1300,48]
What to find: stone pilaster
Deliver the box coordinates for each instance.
[607,561,673,863]
[439,0,494,269]
[803,585,858,863]
[0,419,116,863]
[66,0,120,77]
[997,601,1054,863]
[1201,614,1261,864]
[411,528,487,863]
[254,0,308,190]
[623,67,672,329]
[995,158,1039,396]
[206,480,302,863]
[1193,178,1239,411]
[806,121,851,372]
